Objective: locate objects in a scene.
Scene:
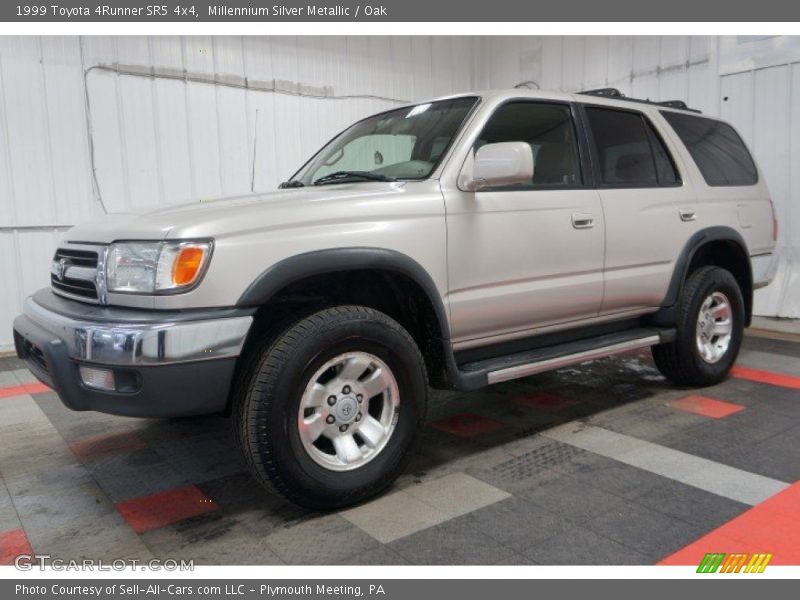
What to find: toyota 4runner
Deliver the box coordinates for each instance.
[13,88,778,509]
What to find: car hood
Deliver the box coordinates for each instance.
[64,181,437,244]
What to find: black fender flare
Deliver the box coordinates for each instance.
[645,226,754,330]
[236,247,452,340]
[662,226,751,309]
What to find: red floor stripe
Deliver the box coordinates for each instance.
[116,485,219,534]
[514,391,578,412]
[0,382,51,399]
[731,366,800,390]
[432,412,505,438]
[659,482,800,566]
[0,529,33,565]
[668,395,745,419]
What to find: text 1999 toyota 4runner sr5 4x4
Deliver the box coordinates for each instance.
[13,88,778,508]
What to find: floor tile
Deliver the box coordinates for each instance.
[730,366,800,390]
[0,382,51,400]
[388,518,518,565]
[668,395,745,419]
[546,424,789,505]
[340,490,448,544]
[513,391,578,412]
[431,412,505,438]
[263,514,379,564]
[403,473,510,517]
[584,502,706,561]
[660,483,800,566]
[0,528,32,565]
[518,474,627,524]
[523,524,651,565]
[458,496,572,552]
[116,485,219,534]
[69,431,147,460]
[635,480,748,528]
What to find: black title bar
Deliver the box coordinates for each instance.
[2,0,800,22]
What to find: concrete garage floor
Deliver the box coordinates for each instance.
[1,332,798,566]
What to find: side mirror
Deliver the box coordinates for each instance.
[460,142,534,192]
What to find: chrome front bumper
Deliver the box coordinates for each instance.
[21,293,253,367]
[12,289,254,417]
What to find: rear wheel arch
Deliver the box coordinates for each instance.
[658,226,753,327]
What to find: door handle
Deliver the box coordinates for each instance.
[679,208,697,222]
[571,213,595,229]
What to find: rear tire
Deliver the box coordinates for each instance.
[232,305,428,510]
[652,266,744,387]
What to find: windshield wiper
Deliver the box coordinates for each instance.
[313,171,396,185]
[279,180,305,188]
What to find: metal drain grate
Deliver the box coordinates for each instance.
[485,441,588,486]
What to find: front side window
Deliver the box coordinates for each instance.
[661,111,757,186]
[585,107,679,187]
[293,97,477,186]
[475,102,583,188]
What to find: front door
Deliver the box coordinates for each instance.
[444,101,605,347]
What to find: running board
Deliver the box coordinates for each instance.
[457,327,674,387]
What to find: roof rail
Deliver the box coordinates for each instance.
[578,87,701,113]
[580,87,624,98]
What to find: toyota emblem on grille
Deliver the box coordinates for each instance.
[55,257,70,281]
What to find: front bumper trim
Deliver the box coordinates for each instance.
[21,293,252,367]
[12,290,254,417]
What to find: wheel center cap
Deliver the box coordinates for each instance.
[335,396,358,423]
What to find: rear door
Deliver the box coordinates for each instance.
[581,105,698,315]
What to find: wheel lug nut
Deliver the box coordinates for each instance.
[356,394,363,403]
[355,412,362,422]
[343,385,351,394]
[326,415,335,424]
[327,395,337,406]
[339,424,348,432]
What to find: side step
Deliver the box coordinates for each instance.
[458,327,675,386]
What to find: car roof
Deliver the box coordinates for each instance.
[418,89,710,118]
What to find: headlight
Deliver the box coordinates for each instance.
[106,241,212,294]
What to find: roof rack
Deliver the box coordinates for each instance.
[578,87,701,114]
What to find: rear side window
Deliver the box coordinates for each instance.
[661,111,757,186]
[585,107,679,187]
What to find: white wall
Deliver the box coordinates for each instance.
[1,35,799,349]
[0,35,479,349]
[474,35,800,320]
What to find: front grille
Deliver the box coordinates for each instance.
[51,247,100,301]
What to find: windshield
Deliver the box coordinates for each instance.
[291,96,478,186]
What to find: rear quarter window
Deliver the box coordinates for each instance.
[661,111,758,186]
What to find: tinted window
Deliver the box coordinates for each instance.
[646,121,679,185]
[476,102,582,187]
[586,107,679,187]
[661,111,757,186]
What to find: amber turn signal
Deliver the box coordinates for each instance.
[172,246,207,286]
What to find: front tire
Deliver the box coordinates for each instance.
[233,305,428,510]
[652,266,745,387]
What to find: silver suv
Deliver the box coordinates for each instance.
[13,88,778,508]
